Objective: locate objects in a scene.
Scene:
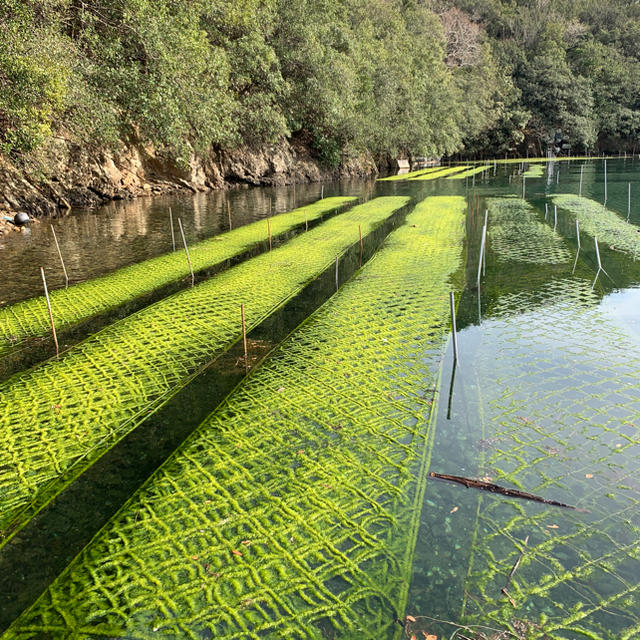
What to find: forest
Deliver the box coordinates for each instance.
[2,0,640,165]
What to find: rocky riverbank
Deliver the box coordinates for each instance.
[0,136,378,219]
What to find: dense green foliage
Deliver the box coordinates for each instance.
[2,0,639,162]
[0,0,504,163]
[449,0,640,154]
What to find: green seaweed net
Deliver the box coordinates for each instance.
[376,166,448,181]
[460,277,640,639]
[488,197,571,265]
[446,165,492,180]
[552,194,640,257]
[0,196,406,546]
[5,196,466,640]
[408,166,471,181]
[0,197,355,356]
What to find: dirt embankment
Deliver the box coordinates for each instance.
[0,136,378,222]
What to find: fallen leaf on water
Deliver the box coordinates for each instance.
[406,615,417,622]
[546,524,559,529]
[450,506,459,514]
[231,549,243,557]
[481,476,493,483]
[585,473,594,479]
[191,555,199,560]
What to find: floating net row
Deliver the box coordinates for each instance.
[377,166,450,182]
[488,197,571,265]
[523,164,544,178]
[461,277,640,640]
[408,166,471,181]
[552,194,640,256]
[0,196,407,544]
[5,196,467,639]
[446,165,492,180]
[0,197,355,356]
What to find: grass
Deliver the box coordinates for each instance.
[0,196,407,547]
[0,197,356,357]
[4,196,467,640]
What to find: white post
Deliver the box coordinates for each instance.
[576,219,581,249]
[595,237,602,271]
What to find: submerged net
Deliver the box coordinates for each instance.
[5,196,466,639]
[455,196,640,638]
[552,194,640,256]
[461,279,640,640]
[0,196,406,544]
[0,197,355,356]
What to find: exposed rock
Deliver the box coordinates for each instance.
[0,135,378,218]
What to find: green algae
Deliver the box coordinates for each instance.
[408,166,471,180]
[488,197,571,265]
[0,196,407,546]
[446,165,492,180]
[4,196,467,639]
[460,277,640,639]
[552,194,640,257]
[0,197,355,357]
[522,164,544,178]
[377,165,448,181]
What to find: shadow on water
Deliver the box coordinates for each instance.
[0,201,413,632]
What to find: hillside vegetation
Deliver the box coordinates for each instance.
[1,0,639,165]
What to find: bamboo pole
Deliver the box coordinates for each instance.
[50,226,69,288]
[321,185,324,199]
[576,219,581,249]
[40,267,59,358]
[449,292,459,363]
[268,217,272,251]
[554,205,557,231]
[177,218,194,286]
[227,201,232,230]
[240,303,248,375]
[359,224,363,267]
[169,208,176,252]
[335,255,339,291]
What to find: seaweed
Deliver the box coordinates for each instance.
[446,165,492,180]
[408,166,471,181]
[0,197,356,357]
[5,196,467,639]
[377,166,450,181]
[0,196,407,546]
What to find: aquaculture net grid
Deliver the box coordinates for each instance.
[552,194,640,257]
[0,196,406,544]
[408,166,471,181]
[458,197,640,639]
[0,197,355,355]
[446,165,492,180]
[377,166,451,181]
[5,196,466,640]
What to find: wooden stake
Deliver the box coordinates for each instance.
[227,201,232,230]
[359,224,363,266]
[268,217,272,251]
[169,208,176,252]
[240,303,248,375]
[177,218,194,286]
[449,292,459,363]
[50,226,69,288]
[40,267,59,358]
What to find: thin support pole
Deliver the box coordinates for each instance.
[268,217,272,251]
[604,159,608,203]
[477,223,487,288]
[629,183,632,220]
[177,218,194,286]
[482,209,488,277]
[449,292,459,363]
[40,267,59,358]
[227,201,232,230]
[595,236,602,271]
[169,208,176,252]
[576,219,581,249]
[554,205,558,231]
[556,169,559,184]
[335,255,339,291]
[522,176,526,199]
[545,202,548,220]
[579,165,584,197]
[321,185,324,199]
[50,226,69,288]
[359,224,363,267]
[240,303,248,375]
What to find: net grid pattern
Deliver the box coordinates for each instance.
[0,196,407,544]
[459,196,640,639]
[0,197,355,355]
[6,196,466,639]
